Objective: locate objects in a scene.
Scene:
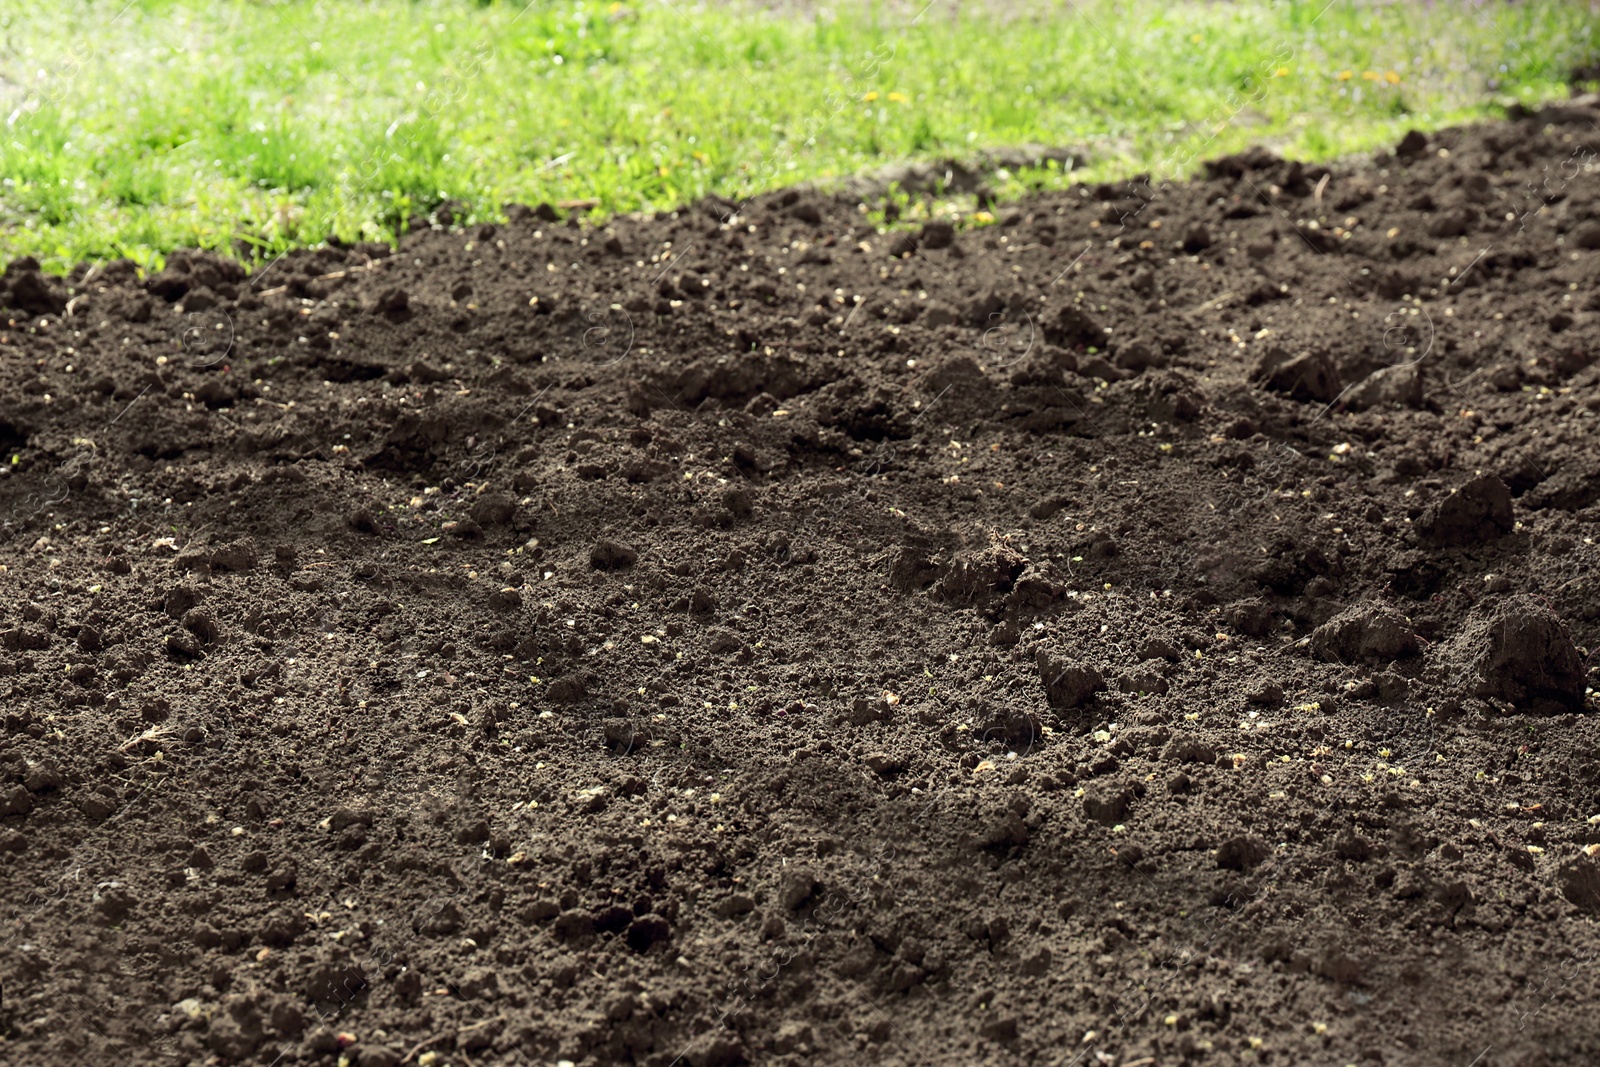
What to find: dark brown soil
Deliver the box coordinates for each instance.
[4,95,1600,1067]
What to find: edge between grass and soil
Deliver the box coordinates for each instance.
[0,0,1597,273]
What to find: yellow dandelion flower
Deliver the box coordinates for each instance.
[1336,70,1352,81]
[1274,67,1289,77]
[1361,70,1379,81]
[1384,70,1401,84]
[887,91,909,103]
[1190,33,1203,44]
[862,91,879,102]
[657,165,670,176]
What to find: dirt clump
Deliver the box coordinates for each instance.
[1310,603,1420,664]
[1463,594,1587,711]
[1417,474,1515,546]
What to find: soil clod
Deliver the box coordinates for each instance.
[1310,604,1419,664]
[1464,595,1586,712]
[590,538,638,570]
[1418,475,1514,546]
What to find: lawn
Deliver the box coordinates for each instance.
[1,0,1596,271]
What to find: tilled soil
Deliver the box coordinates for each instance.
[4,96,1600,1067]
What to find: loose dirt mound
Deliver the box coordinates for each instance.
[3,95,1600,1067]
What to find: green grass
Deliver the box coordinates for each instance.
[1,0,1596,272]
